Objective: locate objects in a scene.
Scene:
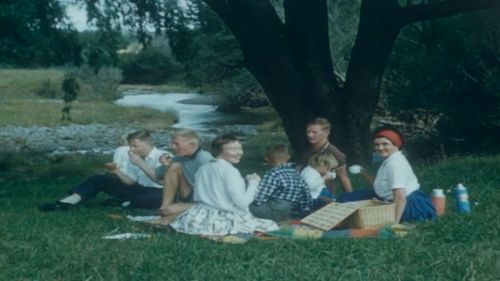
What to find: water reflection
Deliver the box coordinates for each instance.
[115,92,262,137]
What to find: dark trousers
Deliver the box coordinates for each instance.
[249,199,292,222]
[70,174,162,209]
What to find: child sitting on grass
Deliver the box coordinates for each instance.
[300,153,338,210]
[249,144,312,222]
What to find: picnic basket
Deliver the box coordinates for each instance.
[344,200,396,229]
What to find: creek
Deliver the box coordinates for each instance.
[0,91,261,155]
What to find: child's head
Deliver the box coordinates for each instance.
[308,153,339,175]
[265,144,291,166]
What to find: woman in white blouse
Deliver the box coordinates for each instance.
[168,134,278,235]
[338,127,436,223]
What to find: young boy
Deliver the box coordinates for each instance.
[249,144,312,222]
[300,153,338,210]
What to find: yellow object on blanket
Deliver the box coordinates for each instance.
[293,227,324,238]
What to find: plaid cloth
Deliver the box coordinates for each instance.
[254,163,312,211]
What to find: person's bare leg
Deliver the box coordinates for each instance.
[150,203,194,225]
[159,162,192,213]
[177,170,191,199]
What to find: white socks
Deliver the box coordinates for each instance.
[59,194,82,205]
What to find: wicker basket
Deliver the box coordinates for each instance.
[344,200,396,229]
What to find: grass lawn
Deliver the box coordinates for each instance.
[1,146,499,280]
[1,68,498,280]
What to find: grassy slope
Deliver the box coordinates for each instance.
[1,151,499,280]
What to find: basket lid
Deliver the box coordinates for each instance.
[300,202,360,231]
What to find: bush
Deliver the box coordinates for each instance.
[216,71,269,112]
[34,79,58,99]
[70,66,122,101]
[383,11,500,156]
[120,48,179,84]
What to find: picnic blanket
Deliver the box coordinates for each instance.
[119,215,414,244]
[204,222,414,244]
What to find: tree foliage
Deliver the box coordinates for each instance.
[385,10,500,155]
[0,0,81,66]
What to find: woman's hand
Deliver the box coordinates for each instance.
[246,173,261,183]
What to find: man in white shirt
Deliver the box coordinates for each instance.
[38,130,167,211]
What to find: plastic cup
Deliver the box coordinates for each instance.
[348,165,362,174]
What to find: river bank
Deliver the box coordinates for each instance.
[0,92,261,155]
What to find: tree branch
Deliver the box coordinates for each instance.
[204,0,285,63]
[400,0,500,25]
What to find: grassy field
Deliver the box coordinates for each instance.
[1,68,499,280]
[0,68,177,128]
[1,147,499,280]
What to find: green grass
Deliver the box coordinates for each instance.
[0,99,177,128]
[0,68,65,99]
[1,68,499,280]
[1,142,499,280]
[0,68,178,128]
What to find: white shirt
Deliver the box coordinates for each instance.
[127,147,165,188]
[113,146,132,176]
[300,165,326,199]
[373,151,419,200]
[194,159,259,213]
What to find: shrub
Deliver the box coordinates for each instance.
[120,48,179,84]
[70,66,122,101]
[216,71,269,112]
[34,79,58,99]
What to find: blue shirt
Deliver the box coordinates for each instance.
[254,163,312,211]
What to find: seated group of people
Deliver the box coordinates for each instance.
[38,118,436,235]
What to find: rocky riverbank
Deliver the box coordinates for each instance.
[0,92,261,156]
[0,123,258,155]
[0,124,172,155]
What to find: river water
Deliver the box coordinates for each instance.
[116,91,260,138]
[116,92,220,134]
[0,91,260,155]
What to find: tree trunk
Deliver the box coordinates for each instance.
[205,0,342,159]
[204,0,499,164]
[335,0,403,164]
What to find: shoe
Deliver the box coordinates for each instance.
[38,201,75,212]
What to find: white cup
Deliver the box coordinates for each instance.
[348,165,362,174]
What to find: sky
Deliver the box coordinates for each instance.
[65,4,88,31]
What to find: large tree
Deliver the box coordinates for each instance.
[201,0,500,163]
[82,0,500,163]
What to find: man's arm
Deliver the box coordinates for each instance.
[105,162,136,185]
[335,166,353,193]
[129,151,161,184]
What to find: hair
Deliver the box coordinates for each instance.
[265,144,291,163]
[211,134,239,156]
[306,117,331,132]
[171,129,200,146]
[373,126,405,147]
[126,130,152,144]
[308,153,339,170]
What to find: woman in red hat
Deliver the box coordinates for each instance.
[337,126,436,223]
